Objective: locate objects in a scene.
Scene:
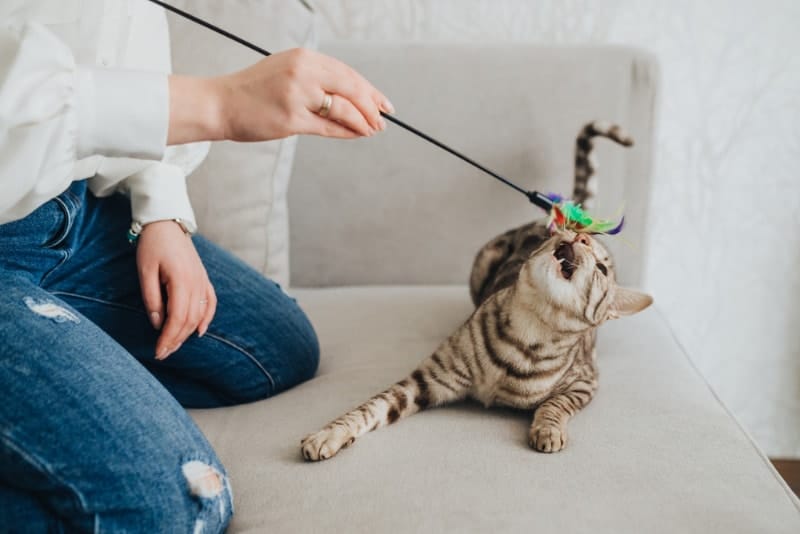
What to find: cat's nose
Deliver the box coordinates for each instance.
[573,233,591,246]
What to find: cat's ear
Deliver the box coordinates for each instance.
[607,287,653,320]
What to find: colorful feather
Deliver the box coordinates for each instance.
[545,194,624,235]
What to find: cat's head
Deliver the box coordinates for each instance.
[523,231,652,326]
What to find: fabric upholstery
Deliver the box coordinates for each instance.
[190,287,800,533]
[168,0,315,287]
[289,44,657,287]
[164,23,799,530]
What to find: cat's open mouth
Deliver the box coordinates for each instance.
[554,242,576,280]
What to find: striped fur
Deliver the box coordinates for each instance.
[572,120,634,209]
[301,123,650,461]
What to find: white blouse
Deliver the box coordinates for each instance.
[0,0,209,232]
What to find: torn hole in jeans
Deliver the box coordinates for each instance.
[23,297,80,324]
[182,460,231,532]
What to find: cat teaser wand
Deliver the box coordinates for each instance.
[147,0,624,236]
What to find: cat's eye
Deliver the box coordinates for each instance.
[597,263,608,276]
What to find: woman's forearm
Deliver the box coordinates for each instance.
[167,75,225,145]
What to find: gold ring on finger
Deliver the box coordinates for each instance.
[318,93,333,118]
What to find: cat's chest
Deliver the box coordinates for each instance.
[470,349,575,410]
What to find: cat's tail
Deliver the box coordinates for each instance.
[573,121,634,209]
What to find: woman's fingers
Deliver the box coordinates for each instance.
[320,93,373,136]
[304,113,362,139]
[138,265,164,331]
[318,68,377,128]
[316,56,388,130]
[197,283,217,338]
[156,279,190,359]
[156,280,211,360]
[375,90,395,114]
[173,290,206,353]
[157,275,216,359]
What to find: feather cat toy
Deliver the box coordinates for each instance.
[148,0,625,236]
[540,194,624,235]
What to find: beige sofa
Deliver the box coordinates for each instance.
[175,26,800,534]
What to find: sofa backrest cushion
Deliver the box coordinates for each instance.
[289,44,658,287]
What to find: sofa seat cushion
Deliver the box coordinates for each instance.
[190,286,800,533]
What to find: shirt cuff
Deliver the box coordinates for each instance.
[75,66,168,161]
[124,163,197,233]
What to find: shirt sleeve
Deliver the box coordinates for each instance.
[109,0,211,235]
[0,22,169,224]
[104,142,211,234]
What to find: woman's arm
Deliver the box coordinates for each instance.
[167,48,394,146]
[0,18,390,358]
[0,21,390,225]
[0,22,172,224]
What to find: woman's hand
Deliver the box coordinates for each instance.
[168,48,394,145]
[136,221,217,360]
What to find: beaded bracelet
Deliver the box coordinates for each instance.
[127,221,144,244]
[127,219,192,245]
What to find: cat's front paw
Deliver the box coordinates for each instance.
[301,425,356,461]
[529,424,567,453]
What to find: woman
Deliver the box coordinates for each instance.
[0,1,392,531]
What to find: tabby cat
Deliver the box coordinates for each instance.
[301,121,653,460]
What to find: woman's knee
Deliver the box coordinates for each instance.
[241,293,320,398]
[243,287,320,398]
[193,240,320,397]
[196,289,319,405]
[276,300,320,390]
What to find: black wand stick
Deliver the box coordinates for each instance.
[145,0,555,212]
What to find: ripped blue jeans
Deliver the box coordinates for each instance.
[0,181,320,532]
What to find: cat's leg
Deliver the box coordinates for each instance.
[528,378,596,453]
[301,349,472,461]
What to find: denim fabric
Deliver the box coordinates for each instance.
[0,181,320,532]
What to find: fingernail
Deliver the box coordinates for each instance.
[161,344,180,360]
[198,326,207,338]
[366,128,375,137]
[156,347,168,360]
[149,312,161,329]
[383,98,395,114]
[378,117,386,130]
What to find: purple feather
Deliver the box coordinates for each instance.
[603,216,625,235]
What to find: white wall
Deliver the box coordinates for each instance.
[312,0,800,457]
